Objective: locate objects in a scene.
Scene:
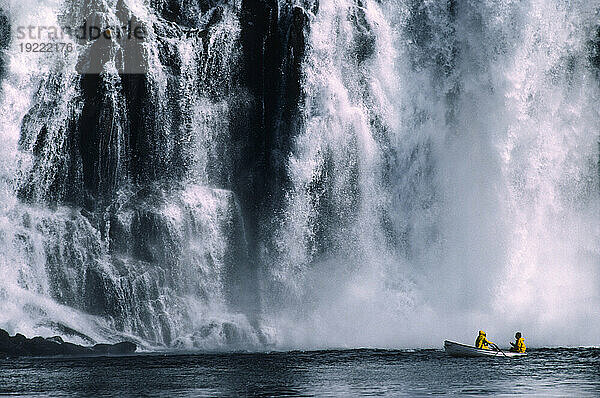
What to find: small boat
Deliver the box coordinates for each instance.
[444,340,527,358]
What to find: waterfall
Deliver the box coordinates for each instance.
[262,0,600,348]
[0,0,262,349]
[0,0,598,349]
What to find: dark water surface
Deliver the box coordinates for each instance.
[1,348,599,397]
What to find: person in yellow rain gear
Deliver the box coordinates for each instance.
[475,330,494,350]
[509,332,526,353]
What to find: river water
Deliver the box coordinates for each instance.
[1,348,599,396]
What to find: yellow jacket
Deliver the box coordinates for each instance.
[512,337,526,353]
[476,331,493,350]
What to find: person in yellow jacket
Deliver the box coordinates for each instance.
[475,330,494,350]
[509,332,526,353]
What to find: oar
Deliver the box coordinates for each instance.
[491,343,508,357]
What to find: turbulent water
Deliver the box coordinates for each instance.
[0,0,598,350]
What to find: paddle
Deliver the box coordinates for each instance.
[490,343,508,357]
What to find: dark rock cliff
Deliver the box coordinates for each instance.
[0,8,9,82]
[0,329,136,357]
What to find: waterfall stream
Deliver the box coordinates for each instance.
[0,0,598,349]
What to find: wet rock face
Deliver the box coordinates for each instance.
[0,8,9,81]
[15,0,312,232]
[8,0,312,347]
[234,1,310,243]
[152,0,218,26]
[0,329,137,357]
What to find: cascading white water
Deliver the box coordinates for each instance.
[487,0,600,346]
[262,0,421,348]
[263,0,600,348]
[0,0,263,349]
[0,0,598,350]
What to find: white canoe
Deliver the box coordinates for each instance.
[444,340,527,358]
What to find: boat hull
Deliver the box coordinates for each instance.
[444,340,527,358]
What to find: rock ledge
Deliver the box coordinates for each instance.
[0,329,136,357]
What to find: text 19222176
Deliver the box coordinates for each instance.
[20,42,74,53]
